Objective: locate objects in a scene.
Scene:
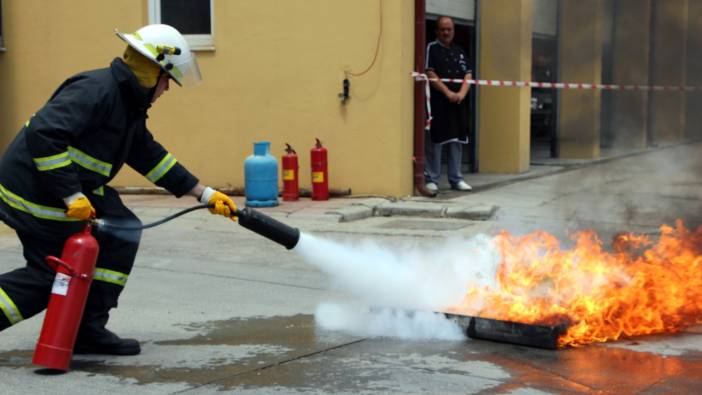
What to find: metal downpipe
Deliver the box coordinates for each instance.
[413,0,436,197]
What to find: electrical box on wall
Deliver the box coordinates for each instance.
[338,78,350,104]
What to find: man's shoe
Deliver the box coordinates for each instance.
[451,180,472,191]
[74,327,141,355]
[425,182,439,193]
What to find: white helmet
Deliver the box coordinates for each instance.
[115,24,202,87]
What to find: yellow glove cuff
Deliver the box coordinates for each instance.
[65,196,96,221]
[200,187,237,221]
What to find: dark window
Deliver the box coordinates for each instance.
[160,0,211,35]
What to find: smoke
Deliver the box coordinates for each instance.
[294,232,501,340]
[315,302,465,341]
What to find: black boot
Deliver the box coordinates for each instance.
[74,310,141,355]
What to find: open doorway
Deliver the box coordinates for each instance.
[531,0,559,161]
[531,35,558,159]
[425,15,478,173]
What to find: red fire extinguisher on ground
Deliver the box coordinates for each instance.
[311,138,329,200]
[32,224,99,371]
[282,143,299,201]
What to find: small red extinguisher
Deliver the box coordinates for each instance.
[282,143,299,201]
[311,138,329,200]
[33,224,99,372]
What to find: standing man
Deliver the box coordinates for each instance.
[0,24,237,355]
[425,16,472,193]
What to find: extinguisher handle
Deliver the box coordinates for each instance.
[45,256,77,277]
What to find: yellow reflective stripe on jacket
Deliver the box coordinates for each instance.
[33,151,72,171]
[67,146,112,177]
[93,186,105,196]
[94,268,128,287]
[146,153,177,183]
[24,114,35,127]
[0,183,78,222]
[0,286,23,325]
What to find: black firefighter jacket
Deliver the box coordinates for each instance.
[0,58,199,239]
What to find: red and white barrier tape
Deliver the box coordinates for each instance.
[412,72,702,92]
[412,72,701,131]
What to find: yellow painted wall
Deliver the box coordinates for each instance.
[477,0,532,173]
[0,1,145,149]
[0,0,415,197]
[558,0,603,159]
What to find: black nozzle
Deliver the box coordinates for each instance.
[236,208,300,250]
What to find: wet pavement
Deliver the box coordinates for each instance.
[0,141,701,394]
[2,315,701,393]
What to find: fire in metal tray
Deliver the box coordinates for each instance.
[443,221,702,348]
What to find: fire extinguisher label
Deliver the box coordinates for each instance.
[51,272,71,296]
[283,169,295,181]
[312,171,324,183]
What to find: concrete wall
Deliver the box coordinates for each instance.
[0,0,415,196]
[426,0,475,21]
[649,0,688,145]
[533,0,558,36]
[685,0,702,140]
[610,0,651,149]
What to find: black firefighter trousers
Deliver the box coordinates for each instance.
[0,188,142,331]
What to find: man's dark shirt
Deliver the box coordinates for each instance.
[425,40,471,144]
[426,41,471,91]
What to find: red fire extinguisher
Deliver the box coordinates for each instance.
[32,224,99,371]
[311,138,329,200]
[282,143,299,201]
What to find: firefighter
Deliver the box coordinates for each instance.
[0,24,237,355]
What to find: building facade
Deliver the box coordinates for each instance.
[0,1,698,197]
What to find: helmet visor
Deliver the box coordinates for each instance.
[168,52,202,87]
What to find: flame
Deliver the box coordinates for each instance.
[446,220,702,347]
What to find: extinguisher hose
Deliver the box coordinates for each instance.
[93,204,219,231]
[94,204,301,249]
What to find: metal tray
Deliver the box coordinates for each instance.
[445,313,569,349]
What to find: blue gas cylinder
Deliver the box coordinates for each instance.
[244,141,279,207]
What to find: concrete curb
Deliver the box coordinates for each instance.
[445,205,498,221]
[326,200,498,223]
[375,202,444,218]
[326,206,374,222]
